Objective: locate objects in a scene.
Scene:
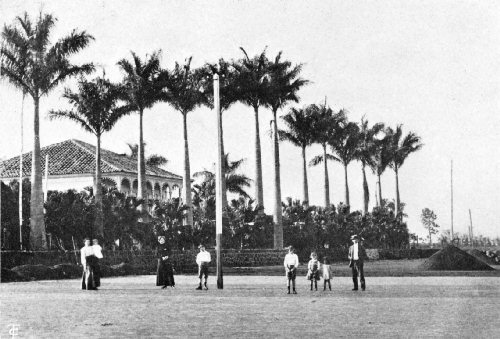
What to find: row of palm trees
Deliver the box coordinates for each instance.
[278,103,423,218]
[1,11,421,251]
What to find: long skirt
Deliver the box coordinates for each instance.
[81,264,97,290]
[94,261,101,287]
[156,259,175,287]
[82,255,98,290]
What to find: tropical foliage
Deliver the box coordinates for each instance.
[48,76,129,236]
[1,11,94,249]
[421,208,439,245]
[165,56,207,227]
[117,50,169,212]
[279,106,316,205]
[1,9,431,252]
[266,52,308,249]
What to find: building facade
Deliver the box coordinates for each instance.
[0,139,183,200]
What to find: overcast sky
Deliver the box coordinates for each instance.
[1,0,499,239]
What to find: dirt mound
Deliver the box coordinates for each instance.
[419,245,494,271]
[11,264,58,280]
[467,249,497,266]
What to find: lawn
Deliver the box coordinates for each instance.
[1,273,500,338]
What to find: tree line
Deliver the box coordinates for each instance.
[1,180,411,254]
[1,11,422,250]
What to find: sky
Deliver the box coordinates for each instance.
[1,0,499,239]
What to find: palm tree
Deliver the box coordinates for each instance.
[369,127,394,206]
[200,58,242,222]
[1,12,94,249]
[279,106,316,206]
[355,118,384,214]
[233,47,271,210]
[117,51,169,213]
[266,51,308,249]
[125,143,168,168]
[166,57,207,227]
[193,154,252,208]
[309,103,346,207]
[328,121,360,208]
[387,125,423,217]
[48,76,129,236]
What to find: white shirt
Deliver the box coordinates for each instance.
[80,245,94,266]
[92,244,103,259]
[196,250,211,265]
[322,264,332,280]
[353,243,359,260]
[284,253,299,268]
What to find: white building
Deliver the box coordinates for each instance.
[0,139,183,200]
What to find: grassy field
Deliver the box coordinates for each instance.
[1,273,500,338]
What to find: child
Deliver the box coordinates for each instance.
[284,246,299,294]
[307,252,320,291]
[322,257,333,291]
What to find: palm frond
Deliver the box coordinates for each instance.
[48,109,95,135]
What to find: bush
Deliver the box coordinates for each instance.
[11,264,58,280]
[52,263,82,279]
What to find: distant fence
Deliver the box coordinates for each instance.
[1,248,440,271]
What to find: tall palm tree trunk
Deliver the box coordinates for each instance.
[395,166,401,219]
[137,109,146,212]
[344,163,350,207]
[322,143,330,207]
[302,146,309,206]
[30,96,47,250]
[271,112,283,249]
[94,135,103,237]
[253,106,264,210]
[362,163,369,215]
[182,112,193,226]
[378,173,383,206]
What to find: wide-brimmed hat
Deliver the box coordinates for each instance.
[351,234,359,240]
[287,245,295,252]
[198,244,205,249]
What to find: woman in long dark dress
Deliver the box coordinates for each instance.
[156,236,175,289]
[81,238,98,290]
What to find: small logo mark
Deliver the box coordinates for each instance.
[8,324,20,338]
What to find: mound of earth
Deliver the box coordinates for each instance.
[11,264,58,280]
[419,245,493,271]
[52,263,82,279]
[467,249,497,266]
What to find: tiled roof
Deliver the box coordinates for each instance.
[0,139,182,180]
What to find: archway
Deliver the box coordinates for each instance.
[120,178,131,195]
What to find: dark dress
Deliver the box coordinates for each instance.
[82,255,98,290]
[156,246,175,287]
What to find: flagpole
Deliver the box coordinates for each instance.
[214,73,223,289]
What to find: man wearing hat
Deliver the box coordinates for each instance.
[196,244,211,290]
[348,235,367,291]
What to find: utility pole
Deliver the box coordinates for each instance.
[450,160,454,242]
[469,209,474,248]
[214,73,224,289]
